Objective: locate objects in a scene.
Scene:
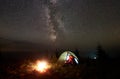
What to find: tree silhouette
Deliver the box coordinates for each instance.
[96,45,108,62]
[96,45,108,79]
[55,49,59,59]
[74,49,80,60]
[0,47,2,62]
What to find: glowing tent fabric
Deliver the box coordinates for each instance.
[58,51,79,65]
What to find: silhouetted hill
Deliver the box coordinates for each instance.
[0,37,51,52]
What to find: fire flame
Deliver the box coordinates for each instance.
[32,60,51,73]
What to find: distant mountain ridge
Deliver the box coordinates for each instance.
[0,37,48,52]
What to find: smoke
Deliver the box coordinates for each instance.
[45,0,66,42]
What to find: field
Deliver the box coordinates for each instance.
[1,56,120,79]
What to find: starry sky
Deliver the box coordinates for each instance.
[0,0,120,55]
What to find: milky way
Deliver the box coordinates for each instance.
[45,0,66,42]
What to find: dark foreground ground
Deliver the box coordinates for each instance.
[0,58,120,79]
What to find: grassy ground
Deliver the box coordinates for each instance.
[0,58,120,79]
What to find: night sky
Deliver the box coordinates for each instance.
[0,0,120,56]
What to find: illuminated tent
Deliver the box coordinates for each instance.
[58,51,79,65]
